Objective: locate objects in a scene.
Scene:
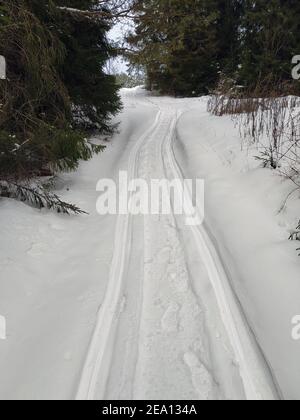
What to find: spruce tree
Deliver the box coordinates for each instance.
[127,0,246,96]
[0,0,121,212]
[55,0,121,132]
[238,0,300,91]
[215,0,243,78]
[0,0,121,178]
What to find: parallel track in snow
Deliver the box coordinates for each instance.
[76,94,279,400]
[76,110,161,400]
[159,107,279,400]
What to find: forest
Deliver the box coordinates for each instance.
[0,0,300,212]
[127,0,300,96]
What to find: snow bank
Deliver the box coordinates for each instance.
[175,100,300,400]
[0,88,157,399]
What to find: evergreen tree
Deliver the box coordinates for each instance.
[165,0,220,96]
[238,0,300,91]
[127,0,220,96]
[55,0,122,132]
[0,0,120,179]
[215,0,243,77]
[127,0,300,96]
[0,0,121,211]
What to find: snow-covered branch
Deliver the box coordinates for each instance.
[58,1,134,21]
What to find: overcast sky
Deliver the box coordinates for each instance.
[108,22,129,74]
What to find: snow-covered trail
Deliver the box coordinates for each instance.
[1,87,291,400]
[76,90,279,400]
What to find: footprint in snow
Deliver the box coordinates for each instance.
[161,302,180,333]
[184,351,215,400]
[27,242,48,257]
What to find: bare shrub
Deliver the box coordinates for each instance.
[207,78,300,242]
[208,79,300,170]
[207,95,260,117]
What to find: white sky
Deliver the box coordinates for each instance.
[108,22,129,73]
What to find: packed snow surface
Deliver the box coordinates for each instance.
[0,88,300,400]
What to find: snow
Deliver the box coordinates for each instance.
[175,99,300,400]
[0,315,5,340]
[0,89,156,399]
[0,87,299,400]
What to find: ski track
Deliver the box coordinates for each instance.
[76,92,279,401]
[76,105,162,400]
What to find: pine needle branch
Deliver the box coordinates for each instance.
[0,182,87,215]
